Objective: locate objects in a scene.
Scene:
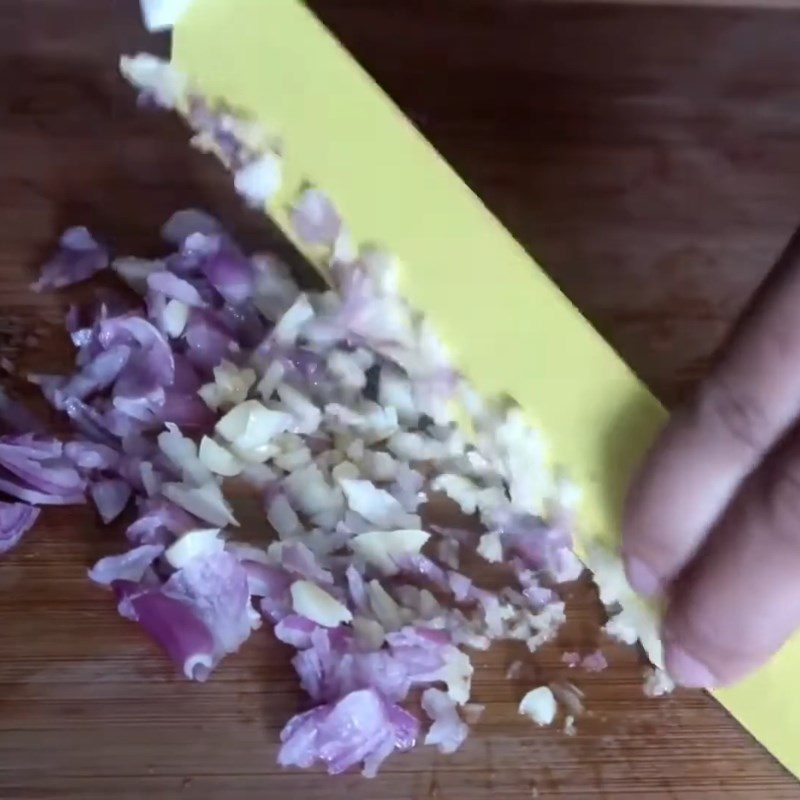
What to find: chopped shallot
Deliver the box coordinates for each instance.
[0,501,40,553]
[581,649,608,673]
[32,227,108,292]
[278,688,418,777]
[0,52,670,781]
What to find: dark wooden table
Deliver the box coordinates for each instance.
[1,1,800,798]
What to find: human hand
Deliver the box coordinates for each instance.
[623,231,800,688]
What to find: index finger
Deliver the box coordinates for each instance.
[623,229,800,596]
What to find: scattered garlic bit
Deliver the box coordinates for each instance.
[585,542,664,669]
[353,617,385,651]
[234,152,283,208]
[378,369,417,423]
[518,686,557,727]
[603,616,637,646]
[525,601,567,653]
[273,294,313,345]
[266,494,302,539]
[216,400,293,462]
[421,688,469,754]
[432,647,474,706]
[199,360,256,411]
[120,54,188,110]
[277,384,321,435]
[158,423,212,485]
[431,473,482,515]
[273,436,313,473]
[290,580,353,628]
[643,667,676,698]
[165,528,224,569]
[256,360,285,401]
[563,715,576,737]
[477,530,503,563]
[476,408,552,517]
[340,479,416,529]
[350,529,430,576]
[163,480,239,527]
[358,450,399,482]
[330,460,359,484]
[283,464,344,521]
[550,548,585,583]
[163,298,189,337]
[139,0,194,32]
[198,436,243,477]
[327,350,366,390]
[367,580,404,632]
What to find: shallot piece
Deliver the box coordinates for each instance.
[561,651,580,669]
[91,479,132,524]
[581,650,608,673]
[0,501,40,554]
[32,226,109,292]
[88,543,164,585]
[0,435,86,505]
[278,688,419,777]
[116,583,217,681]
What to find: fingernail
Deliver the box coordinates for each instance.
[624,556,662,597]
[664,643,717,688]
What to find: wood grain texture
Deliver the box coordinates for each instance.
[550,1,800,8]
[0,1,799,798]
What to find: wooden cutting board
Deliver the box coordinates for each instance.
[0,1,799,797]
[552,1,799,7]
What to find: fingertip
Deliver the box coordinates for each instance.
[663,592,765,690]
[663,641,718,689]
[623,554,663,598]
